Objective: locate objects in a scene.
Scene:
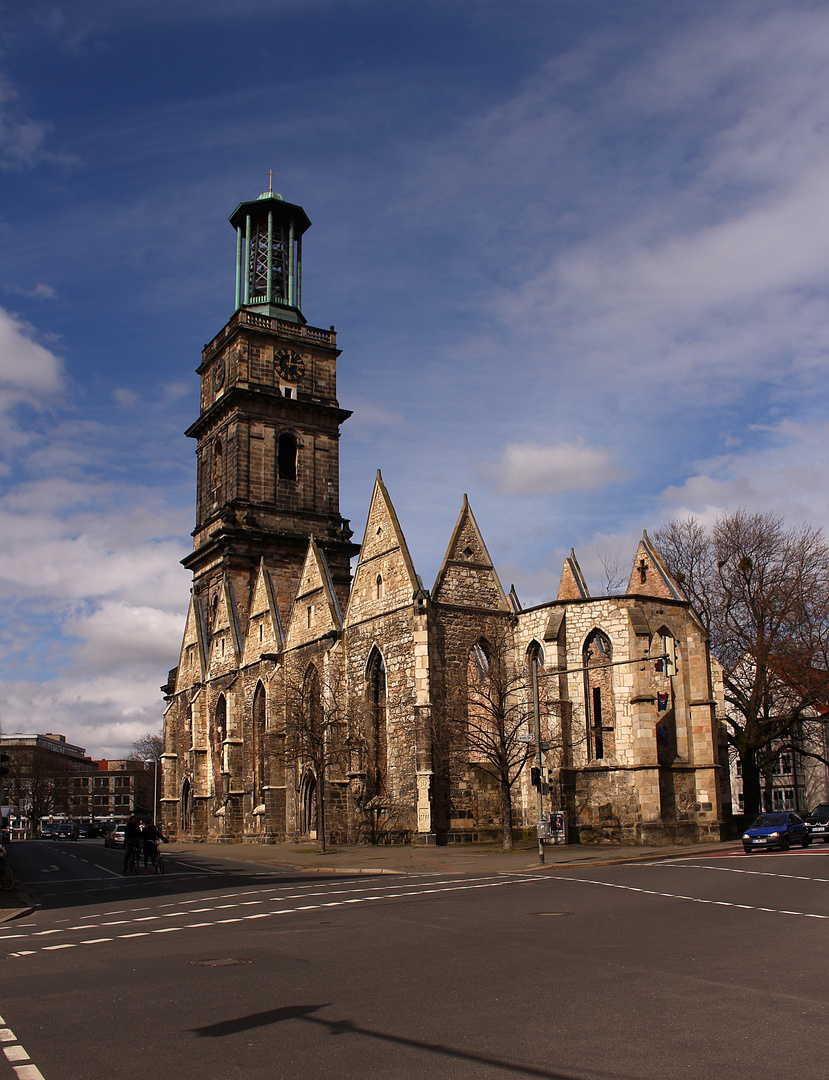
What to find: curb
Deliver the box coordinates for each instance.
[0,903,34,923]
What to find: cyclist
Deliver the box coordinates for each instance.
[122,815,142,874]
[142,821,168,874]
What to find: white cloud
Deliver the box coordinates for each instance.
[113,387,139,408]
[64,602,185,668]
[0,308,64,412]
[658,420,829,531]
[482,439,622,496]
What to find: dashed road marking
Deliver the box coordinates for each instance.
[555,874,829,919]
[4,874,540,958]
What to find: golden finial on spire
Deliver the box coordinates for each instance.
[268,169,274,193]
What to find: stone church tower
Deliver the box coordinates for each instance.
[161,189,729,846]
[185,188,358,634]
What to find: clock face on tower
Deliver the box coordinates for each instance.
[274,349,304,382]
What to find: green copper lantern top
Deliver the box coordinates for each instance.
[229,188,310,322]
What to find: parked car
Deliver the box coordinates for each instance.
[78,822,103,839]
[55,822,79,841]
[742,811,810,852]
[804,803,829,843]
[104,823,127,848]
[39,822,60,839]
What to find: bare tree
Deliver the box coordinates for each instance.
[447,627,533,851]
[6,747,70,837]
[654,511,829,817]
[597,545,626,594]
[282,646,351,853]
[128,731,163,763]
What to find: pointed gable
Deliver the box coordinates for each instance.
[285,538,343,649]
[557,549,590,601]
[432,495,509,611]
[174,591,207,693]
[208,574,242,673]
[242,559,285,665]
[344,471,420,627]
[626,531,686,600]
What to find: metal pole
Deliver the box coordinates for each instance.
[153,761,158,826]
[531,651,544,865]
[296,233,302,311]
[288,219,295,306]
[266,210,274,304]
[235,225,243,309]
[243,214,251,305]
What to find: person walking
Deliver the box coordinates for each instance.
[122,815,142,874]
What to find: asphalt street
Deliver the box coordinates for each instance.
[2,839,828,1079]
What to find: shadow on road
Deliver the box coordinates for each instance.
[192,1003,615,1079]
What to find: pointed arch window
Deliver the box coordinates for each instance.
[583,630,615,761]
[376,574,384,600]
[253,682,266,802]
[303,665,322,741]
[365,648,387,798]
[467,638,495,746]
[526,640,545,737]
[214,695,229,792]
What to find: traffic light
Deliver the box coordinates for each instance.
[530,766,541,788]
[0,754,8,776]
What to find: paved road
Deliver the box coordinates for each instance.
[2,840,829,1079]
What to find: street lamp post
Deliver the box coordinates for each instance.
[145,759,158,825]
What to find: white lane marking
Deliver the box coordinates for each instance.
[0,1029,16,1042]
[5,873,541,957]
[555,874,829,919]
[4,1045,29,1061]
[80,938,111,944]
[42,944,76,951]
[118,933,149,939]
[176,861,223,875]
[93,864,120,877]
[152,927,182,934]
[643,862,829,885]
[14,1063,46,1079]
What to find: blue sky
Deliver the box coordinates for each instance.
[3,0,829,757]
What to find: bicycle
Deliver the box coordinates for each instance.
[126,843,141,874]
[144,840,165,875]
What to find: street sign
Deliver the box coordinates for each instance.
[517,733,533,744]
[540,741,550,751]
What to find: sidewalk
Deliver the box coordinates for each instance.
[167,837,739,877]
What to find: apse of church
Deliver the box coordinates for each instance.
[160,190,727,846]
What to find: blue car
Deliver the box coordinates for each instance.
[742,812,810,853]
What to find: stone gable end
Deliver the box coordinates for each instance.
[345,475,418,628]
[626,537,682,600]
[241,563,282,666]
[174,594,205,694]
[432,499,508,611]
